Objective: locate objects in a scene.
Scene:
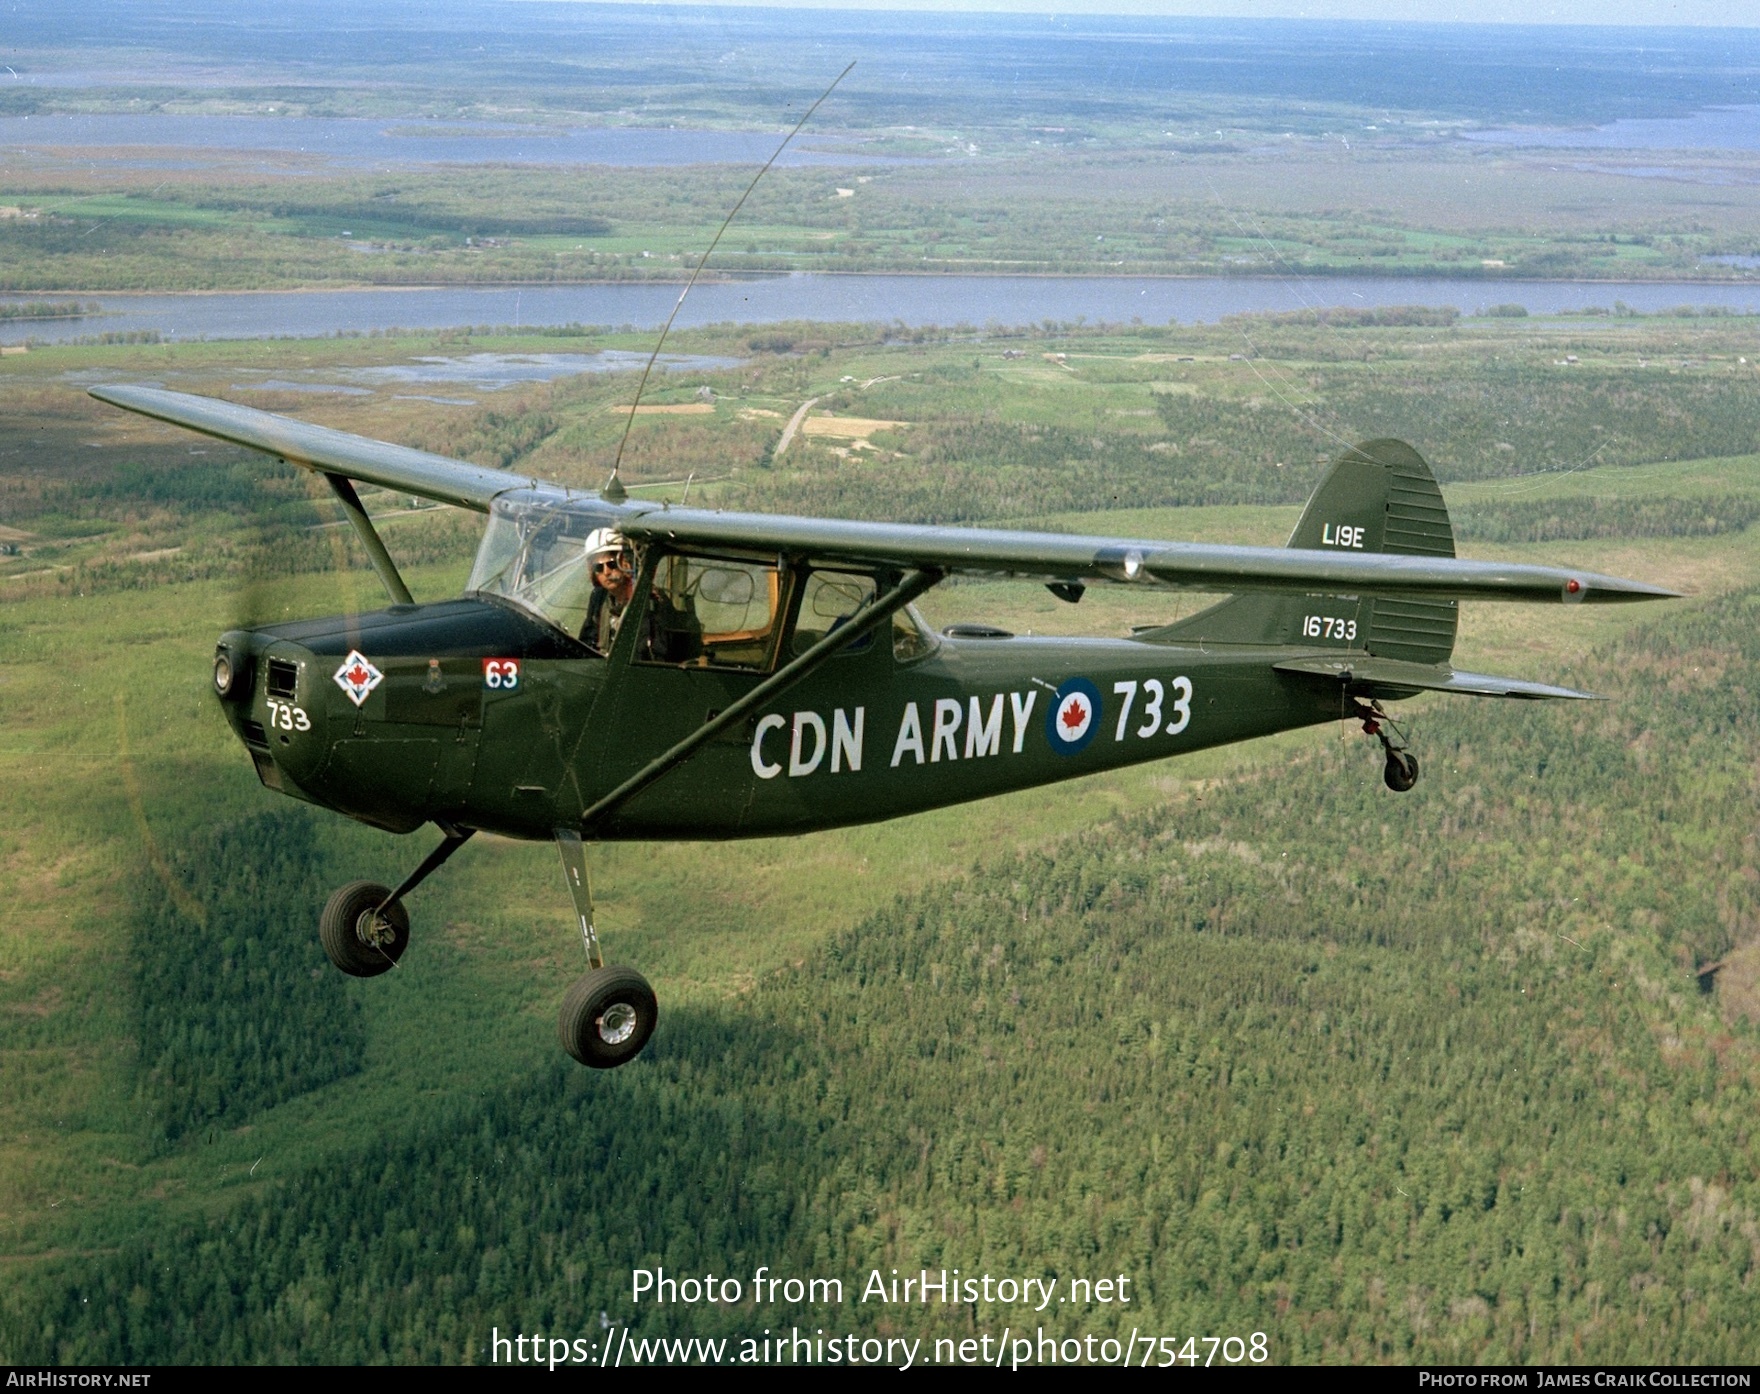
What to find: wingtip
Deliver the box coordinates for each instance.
[1619,581,1688,602]
[1578,573,1686,603]
[88,382,164,408]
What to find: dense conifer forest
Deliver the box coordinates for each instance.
[4,308,1758,1371]
[7,585,1757,1364]
[130,811,364,1144]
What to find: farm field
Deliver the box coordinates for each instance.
[6,308,1760,595]
[7,148,1760,291]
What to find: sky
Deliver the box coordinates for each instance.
[565,0,1756,24]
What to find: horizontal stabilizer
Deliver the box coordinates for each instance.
[1275,655,1597,701]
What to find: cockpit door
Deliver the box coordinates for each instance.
[586,554,893,837]
[587,549,787,831]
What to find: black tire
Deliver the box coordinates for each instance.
[319,880,410,977]
[559,965,657,1069]
[1384,750,1419,793]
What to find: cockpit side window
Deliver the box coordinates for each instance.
[638,552,785,671]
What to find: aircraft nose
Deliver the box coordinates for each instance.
[212,629,329,794]
[213,629,259,705]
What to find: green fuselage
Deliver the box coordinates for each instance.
[221,589,1350,843]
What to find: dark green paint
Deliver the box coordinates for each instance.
[227,602,1350,843]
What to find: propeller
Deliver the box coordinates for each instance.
[227,453,373,633]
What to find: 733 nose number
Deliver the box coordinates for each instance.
[265,699,311,732]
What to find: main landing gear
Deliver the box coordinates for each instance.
[319,881,411,976]
[319,825,473,977]
[316,824,656,1069]
[554,829,656,1069]
[1352,698,1420,793]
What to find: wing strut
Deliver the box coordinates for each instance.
[323,472,414,606]
[579,567,943,834]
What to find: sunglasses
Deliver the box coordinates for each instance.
[594,558,627,574]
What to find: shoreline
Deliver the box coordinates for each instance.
[5,270,1760,297]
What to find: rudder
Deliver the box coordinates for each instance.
[1151,439,1459,664]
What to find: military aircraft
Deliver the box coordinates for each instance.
[92,382,1676,1068]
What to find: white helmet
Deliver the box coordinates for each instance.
[583,527,627,559]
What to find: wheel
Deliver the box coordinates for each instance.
[319,880,410,977]
[559,965,657,1069]
[1383,750,1419,793]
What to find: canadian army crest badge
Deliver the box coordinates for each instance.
[333,650,383,707]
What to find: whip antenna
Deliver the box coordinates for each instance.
[603,61,855,503]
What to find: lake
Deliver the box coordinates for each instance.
[1465,105,1760,153]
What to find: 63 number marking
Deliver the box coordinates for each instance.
[1110,676,1193,742]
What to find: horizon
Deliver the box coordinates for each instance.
[524,0,1760,29]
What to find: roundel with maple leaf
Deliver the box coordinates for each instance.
[1045,676,1103,755]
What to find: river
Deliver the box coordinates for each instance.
[7,274,1760,346]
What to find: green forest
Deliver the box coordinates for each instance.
[131,811,365,1144]
[6,588,1759,1364]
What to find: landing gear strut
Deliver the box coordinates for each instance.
[1352,698,1419,793]
[554,829,656,1069]
[318,824,474,976]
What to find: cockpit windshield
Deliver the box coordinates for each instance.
[467,494,626,638]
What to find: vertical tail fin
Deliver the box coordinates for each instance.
[1151,439,1459,663]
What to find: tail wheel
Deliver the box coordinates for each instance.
[319,880,410,977]
[1384,750,1419,793]
[559,965,657,1069]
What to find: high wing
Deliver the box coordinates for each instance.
[92,384,1676,606]
[89,384,541,512]
[613,504,1676,605]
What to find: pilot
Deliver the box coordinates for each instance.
[582,528,635,653]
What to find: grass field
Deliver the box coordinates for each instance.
[5,145,1760,291]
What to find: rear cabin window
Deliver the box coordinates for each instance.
[791,570,877,657]
[640,553,784,671]
[892,604,938,663]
